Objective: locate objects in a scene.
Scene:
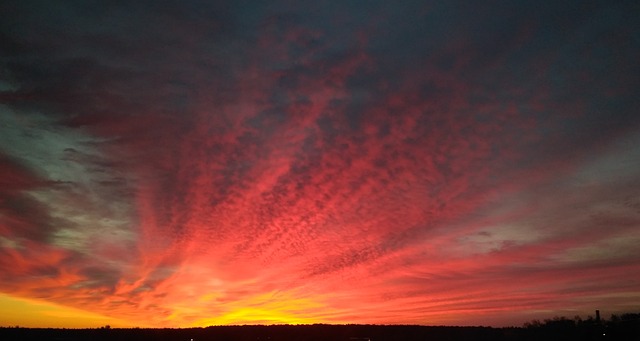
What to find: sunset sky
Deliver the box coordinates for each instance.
[1,0,639,328]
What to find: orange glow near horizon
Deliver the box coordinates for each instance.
[0,294,132,328]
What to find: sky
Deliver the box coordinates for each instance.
[1,0,639,328]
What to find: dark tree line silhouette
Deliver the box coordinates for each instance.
[1,312,638,341]
[514,312,640,341]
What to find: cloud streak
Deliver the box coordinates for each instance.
[1,0,639,327]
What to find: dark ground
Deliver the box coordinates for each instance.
[1,319,639,341]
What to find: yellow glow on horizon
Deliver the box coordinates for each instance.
[190,291,326,326]
[194,307,318,326]
[0,293,133,328]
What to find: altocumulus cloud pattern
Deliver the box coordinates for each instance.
[0,0,639,328]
